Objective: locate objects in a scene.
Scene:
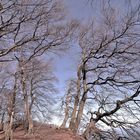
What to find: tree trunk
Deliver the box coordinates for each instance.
[28,112,33,134]
[24,94,29,133]
[60,105,69,128]
[5,75,17,140]
[69,65,82,132]
[61,85,73,128]
[24,94,33,134]
[0,111,5,131]
[5,112,14,140]
[4,121,10,140]
[20,63,33,134]
[75,93,87,131]
[74,51,87,132]
[83,119,101,140]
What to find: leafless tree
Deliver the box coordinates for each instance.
[4,73,18,140]
[0,0,79,139]
[0,0,78,61]
[68,1,140,139]
[25,58,57,133]
[60,79,76,128]
[0,62,19,140]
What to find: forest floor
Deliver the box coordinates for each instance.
[0,123,85,140]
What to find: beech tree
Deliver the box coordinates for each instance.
[67,1,140,139]
[0,0,77,61]
[0,0,78,139]
[21,58,57,133]
[61,79,76,128]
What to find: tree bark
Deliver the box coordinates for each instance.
[23,92,33,134]
[75,94,87,131]
[83,119,101,140]
[5,112,14,140]
[69,64,82,132]
[61,93,70,127]
[5,75,17,140]
[0,112,5,131]
[73,50,87,132]
[28,112,33,134]
[20,61,33,134]
[60,104,69,128]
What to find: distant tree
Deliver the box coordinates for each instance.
[0,63,19,140]
[21,58,57,133]
[61,79,76,128]
[4,73,18,140]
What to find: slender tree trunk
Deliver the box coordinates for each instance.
[28,111,33,134]
[5,120,10,140]
[60,103,69,128]
[28,79,34,134]
[5,75,17,140]
[20,63,33,134]
[61,87,72,128]
[74,50,87,132]
[24,95,33,134]
[69,64,82,132]
[23,94,29,133]
[5,112,14,140]
[21,65,28,133]
[0,111,5,131]
[75,82,87,130]
[75,92,87,132]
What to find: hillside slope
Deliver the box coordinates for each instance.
[0,123,85,140]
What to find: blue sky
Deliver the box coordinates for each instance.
[64,0,93,20]
[54,0,140,95]
[54,0,94,95]
[52,0,140,125]
[54,0,100,95]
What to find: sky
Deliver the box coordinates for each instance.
[54,0,140,96]
[64,0,94,20]
[51,0,140,125]
[54,0,103,95]
[54,0,94,95]
[54,0,102,95]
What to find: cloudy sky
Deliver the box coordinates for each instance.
[54,0,93,94]
[54,0,140,95]
[52,0,140,125]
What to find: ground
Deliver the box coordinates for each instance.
[0,123,85,140]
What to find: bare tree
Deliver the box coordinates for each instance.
[25,58,57,133]
[0,62,19,140]
[0,0,79,137]
[68,1,140,139]
[0,0,78,61]
[61,79,76,128]
[4,73,18,140]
